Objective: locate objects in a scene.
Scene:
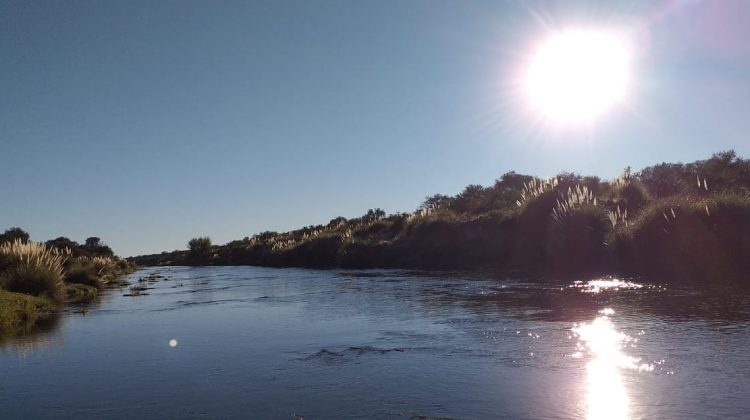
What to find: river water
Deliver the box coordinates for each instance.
[1,266,749,419]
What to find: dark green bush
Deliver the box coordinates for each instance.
[64,260,102,287]
[546,205,609,276]
[615,194,750,283]
[0,227,29,244]
[1,263,65,302]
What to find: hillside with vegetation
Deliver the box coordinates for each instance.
[0,229,134,337]
[131,151,750,285]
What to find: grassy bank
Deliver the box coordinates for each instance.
[0,230,135,337]
[130,151,750,285]
[0,289,56,337]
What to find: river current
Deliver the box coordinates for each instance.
[1,266,749,419]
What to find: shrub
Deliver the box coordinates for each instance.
[188,237,211,255]
[2,263,66,302]
[613,182,650,212]
[614,194,750,283]
[0,227,30,244]
[64,255,126,287]
[64,259,102,287]
[547,205,610,275]
[0,240,68,302]
[186,237,213,265]
[515,177,559,208]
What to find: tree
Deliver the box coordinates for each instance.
[81,236,114,257]
[46,237,81,255]
[85,237,102,248]
[494,171,532,191]
[421,194,451,211]
[363,208,386,222]
[327,217,347,229]
[0,227,30,244]
[639,162,686,198]
[188,237,212,257]
[451,184,487,213]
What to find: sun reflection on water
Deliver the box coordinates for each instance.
[573,308,653,420]
[571,278,643,294]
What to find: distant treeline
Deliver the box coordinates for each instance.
[130,151,750,284]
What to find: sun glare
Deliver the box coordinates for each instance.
[524,28,633,125]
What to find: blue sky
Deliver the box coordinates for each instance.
[2,0,750,256]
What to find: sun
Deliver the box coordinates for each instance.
[524,28,633,125]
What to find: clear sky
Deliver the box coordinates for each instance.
[2,0,750,257]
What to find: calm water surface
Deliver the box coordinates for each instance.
[2,266,749,419]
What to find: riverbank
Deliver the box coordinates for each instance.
[130,152,750,285]
[0,230,135,338]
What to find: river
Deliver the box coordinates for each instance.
[1,266,749,419]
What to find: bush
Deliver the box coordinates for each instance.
[0,227,30,244]
[615,194,750,283]
[547,205,609,275]
[612,182,650,213]
[1,263,66,302]
[188,237,212,262]
[0,240,68,302]
[64,259,102,287]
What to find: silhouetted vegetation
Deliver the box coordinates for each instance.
[0,227,31,244]
[130,152,750,285]
[187,236,213,264]
[0,232,135,338]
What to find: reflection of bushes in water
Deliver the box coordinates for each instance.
[614,194,750,283]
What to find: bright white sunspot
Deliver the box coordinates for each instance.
[524,28,633,125]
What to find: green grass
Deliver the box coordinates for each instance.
[0,289,56,336]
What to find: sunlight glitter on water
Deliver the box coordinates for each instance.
[570,278,644,294]
[572,308,654,420]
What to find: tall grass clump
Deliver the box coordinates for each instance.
[515,177,559,208]
[0,240,69,302]
[608,205,629,228]
[64,255,129,287]
[551,184,597,224]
